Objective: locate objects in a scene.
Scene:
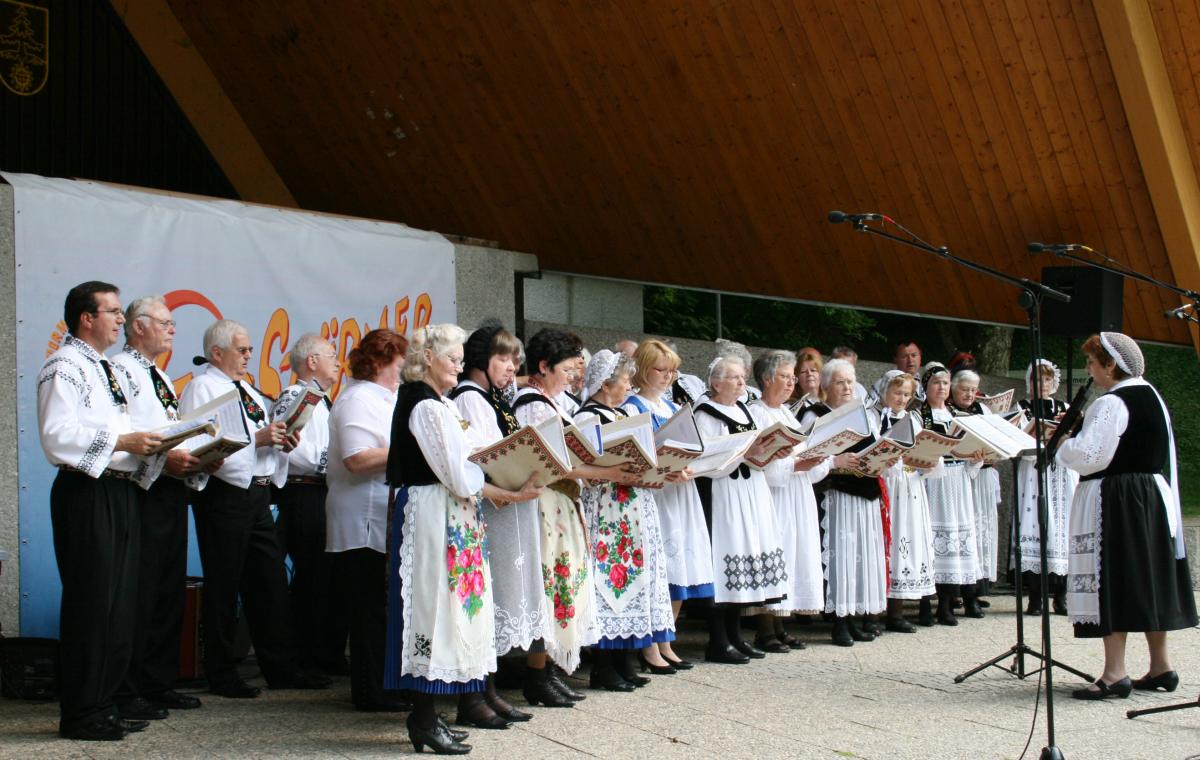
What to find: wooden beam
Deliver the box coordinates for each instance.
[107,0,296,208]
[1093,0,1200,352]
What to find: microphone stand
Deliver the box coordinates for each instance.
[838,217,1083,760]
[1037,245,1200,721]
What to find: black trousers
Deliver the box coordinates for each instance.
[335,547,387,705]
[192,479,297,687]
[275,482,348,669]
[50,470,139,729]
[118,476,190,700]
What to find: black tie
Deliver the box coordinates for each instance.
[150,368,178,414]
[99,359,128,408]
[237,382,266,424]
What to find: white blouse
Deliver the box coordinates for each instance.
[273,380,331,477]
[695,399,757,480]
[410,395,487,500]
[755,402,832,489]
[1055,382,1132,477]
[453,381,505,445]
[325,379,396,553]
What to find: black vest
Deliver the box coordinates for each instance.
[809,403,882,500]
[448,382,520,436]
[1080,384,1168,482]
[695,400,756,480]
[1018,397,1068,421]
[386,381,442,487]
[577,400,627,423]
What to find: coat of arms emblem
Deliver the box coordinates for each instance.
[0,0,48,96]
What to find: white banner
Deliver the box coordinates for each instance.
[4,172,457,635]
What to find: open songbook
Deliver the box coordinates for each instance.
[147,417,218,455]
[979,388,1015,415]
[564,412,659,475]
[273,386,328,435]
[468,414,572,490]
[182,390,252,466]
[950,414,1038,463]
[852,414,962,475]
[629,404,706,488]
[796,402,875,462]
[743,421,808,470]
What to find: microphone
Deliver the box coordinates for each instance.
[1165,303,1195,320]
[828,210,886,224]
[1028,242,1083,253]
[192,355,208,366]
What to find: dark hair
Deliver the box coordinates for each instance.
[1081,334,1130,381]
[463,318,522,376]
[948,351,976,376]
[524,328,582,376]
[348,328,408,381]
[895,339,921,356]
[64,281,119,334]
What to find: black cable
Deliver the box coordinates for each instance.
[1017,665,1046,760]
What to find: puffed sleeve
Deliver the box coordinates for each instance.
[1056,394,1127,476]
[454,389,503,445]
[514,394,558,427]
[411,398,485,499]
[36,361,116,477]
[694,408,745,479]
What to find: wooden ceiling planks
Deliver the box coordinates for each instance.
[159,0,1198,343]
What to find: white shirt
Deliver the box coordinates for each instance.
[179,363,288,490]
[754,402,832,489]
[110,345,177,487]
[326,379,396,553]
[452,381,505,446]
[272,379,331,478]
[36,334,152,483]
[411,395,488,500]
[694,399,759,479]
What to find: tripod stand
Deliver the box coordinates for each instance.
[832,211,1077,759]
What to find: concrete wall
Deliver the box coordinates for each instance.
[0,183,17,635]
[524,272,644,333]
[453,242,538,333]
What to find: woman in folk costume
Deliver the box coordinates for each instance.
[750,350,828,651]
[383,324,539,755]
[919,362,982,626]
[622,339,710,670]
[798,359,887,647]
[875,370,939,630]
[1015,359,1078,616]
[788,347,824,417]
[693,354,788,663]
[574,350,676,690]
[949,369,999,611]
[1059,333,1196,700]
[448,320,537,727]
[510,328,640,706]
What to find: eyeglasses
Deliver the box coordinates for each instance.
[444,356,465,368]
[92,308,124,317]
[224,346,254,356]
[139,316,176,329]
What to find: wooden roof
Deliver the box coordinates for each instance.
[155,0,1200,344]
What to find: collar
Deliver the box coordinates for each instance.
[200,364,237,385]
[1107,377,1146,394]
[121,344,159,372]
[64,333,105,364]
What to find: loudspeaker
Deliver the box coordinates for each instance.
[1040,266,1123,338]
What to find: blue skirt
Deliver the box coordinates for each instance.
[669,582,715,601]
[592,628,675,650]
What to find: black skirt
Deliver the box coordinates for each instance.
[1073,472,1198,638]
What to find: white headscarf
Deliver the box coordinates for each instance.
[1099,332,1145,377]
[1025,359,1061,395]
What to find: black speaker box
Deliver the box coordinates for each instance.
[1040,266,1124,338]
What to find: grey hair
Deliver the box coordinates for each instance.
[831,346,858,361]
[403,323,469,382]
[706,354,746,389]
[715,339,753,369]
[752,349,796,388]
[123,295,166,338]
[820,358,856,389]
[203,319,249,360]
[951,369,981,388]
[289,333,333,368]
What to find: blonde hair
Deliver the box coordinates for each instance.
[885,372,917,395]
[631,339,681,390]
[402,323,468,382]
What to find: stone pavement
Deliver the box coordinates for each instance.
[2,594,1199,759]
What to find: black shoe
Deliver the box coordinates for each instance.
[831,620,854,647]
[118,697,168,720]
[147,689,202,710]
[437,716,469,742]
[663,655,695,670]
[917,599,934,627]
[210,680,261,699]
[885,617,917,633]
[1071,677,1132,700]
[268,671,332,690]
[483,680,531,721]
[1025,596,1043,616]
[777,631,804,649]
[638,653,678,674]
[455,695,511,730]
[962,600,985,619]
[60,719,125,741]
[731,639,768,659]
[522,667,575,707]
[547,664,587,700]
[753,635,790,653]
[938,610,959,626]
[847,621,875,642]
[705,643,750,664]
[408,714,471,754]
[589,662,636,692]
[613,652,651,686]
[1052,594,1068,616]
[110,717,149,733]
[356,697,414,712]
[1131,670,1179,692]
[977,598,991,608]
[861,620,883,637]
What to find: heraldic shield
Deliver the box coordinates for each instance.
[0,0,48,96]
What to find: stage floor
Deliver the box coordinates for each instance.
[2,593,1198,759]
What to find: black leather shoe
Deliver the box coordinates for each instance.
[885,617,917,633]
[613,653,651,687]
[916,599,934,627]
[638,652,678,673]
[663,655,695,670]
[705,644,751,664]
[118,697,168,720]
[731,639,767,659]
[356,697,414,712]
[776,631,804,649]
[454,704,510,729]
[1052,594,1068,616]
[408,714,471,754]
[847,621,875,642]
[1072,677,1132,700]
[1132,670,1179,692]
[111,717,149,733]
[268,671,332,690]
[547,665,587,700]
[1025,596,1043,616]
[148,689,202,710]
[436,716,469,742]
[753,634,791,653]
[977,598,991,608]
[861,620,883,637]
[60,719,125,741]
[522,667,575,707]
[589,664,636,692]
[210,680,261,699]
[831,620,854,647]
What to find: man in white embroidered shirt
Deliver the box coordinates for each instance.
[110,296,207,716]
[37,281,165,741]
[271,333,347,676]
[179,319,329,698]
